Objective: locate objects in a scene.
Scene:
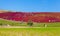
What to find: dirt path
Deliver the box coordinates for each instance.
[0,26,42,28]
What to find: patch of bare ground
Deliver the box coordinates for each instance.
[0,26,43,28]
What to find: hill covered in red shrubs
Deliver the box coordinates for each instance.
[0,10,60,23]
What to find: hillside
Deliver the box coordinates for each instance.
[0,11,60,22]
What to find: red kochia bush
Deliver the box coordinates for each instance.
[0,12,60,23]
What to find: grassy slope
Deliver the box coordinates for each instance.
[0,18,60,27]
[0,18,27,26]
[0,28,60,36]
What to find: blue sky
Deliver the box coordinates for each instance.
[0,0,60,12]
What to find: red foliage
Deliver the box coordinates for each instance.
[0,12,60,22]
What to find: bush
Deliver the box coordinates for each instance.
[0,23,2,26]
[27,21,33,26]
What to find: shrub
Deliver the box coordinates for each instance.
[27,21,33,26]
[0,23,2,26]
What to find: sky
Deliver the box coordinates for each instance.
[0,0,60,12]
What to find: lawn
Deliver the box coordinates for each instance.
[0,19,60,27]
[0,27,60,36]
[0,19,60,36]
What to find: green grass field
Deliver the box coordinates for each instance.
[0,27,60,36]
[0,18,60,27]
[0,19,60,36]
